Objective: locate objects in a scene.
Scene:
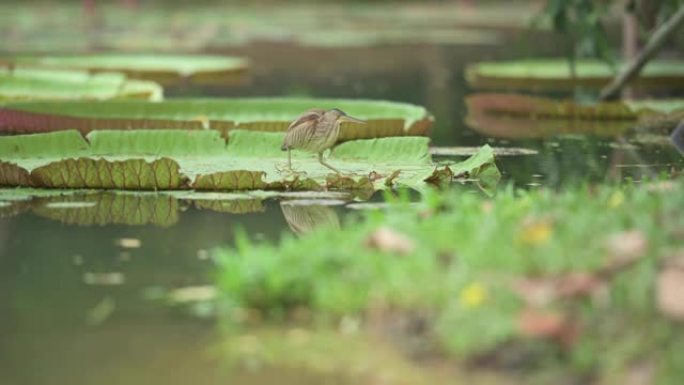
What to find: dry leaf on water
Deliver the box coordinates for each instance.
[83,272,125,286]
[365,227,415,255]
[115,237,142,249]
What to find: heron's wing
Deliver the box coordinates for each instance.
[286,109,324,130]
[283,109,323,149]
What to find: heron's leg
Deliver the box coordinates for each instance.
[287,149,292,169]
[318,152,341,174]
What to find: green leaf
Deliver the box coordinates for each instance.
[466,59,684,90]
[3,54,249,85]
[0,129,498,192]
[0,98,432,140]
[0,67,162,101]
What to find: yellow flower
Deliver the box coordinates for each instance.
[607,191,625,209]
[517,219,553,246]
[459,283,488,309]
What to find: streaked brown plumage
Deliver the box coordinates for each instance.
[281,108,366,173]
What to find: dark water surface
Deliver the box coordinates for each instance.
[1,22,683,385]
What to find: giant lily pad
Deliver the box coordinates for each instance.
[466,59,684,91]
[2,54,249,85]
[0,129,498,193]
[0,98,432,140]
[0,67,163,101]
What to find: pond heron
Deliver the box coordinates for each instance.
[281,108,366,173]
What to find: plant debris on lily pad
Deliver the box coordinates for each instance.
[0,98,432,140]
[0,129,498,194]
[0,66,163,102]
[1,54,249,85]
[466,59,684,91]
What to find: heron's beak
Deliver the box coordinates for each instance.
[338,115,366,124]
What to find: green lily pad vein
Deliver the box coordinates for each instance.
[0,129,498,192]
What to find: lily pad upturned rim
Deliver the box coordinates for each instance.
[0,97,434,140]
[1,54,249,85]
[465,59,684,90]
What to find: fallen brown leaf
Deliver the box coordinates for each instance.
[517,308,580,348]
[605,230,648,271]
[512,272,605,307]
[657,253,684,321]
[365,227,415,255]
[512,278,556,307]
[517,309,566,338]
[556,272,604,299]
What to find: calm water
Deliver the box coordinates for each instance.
[1,13,683,385]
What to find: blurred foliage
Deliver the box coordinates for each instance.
[535,0,684,66]
[213,179,684,383]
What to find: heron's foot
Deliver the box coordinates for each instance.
[276,162,308,178]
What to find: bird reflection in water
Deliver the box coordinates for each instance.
[280,202,341,236]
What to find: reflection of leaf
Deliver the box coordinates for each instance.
[466,111,634,139]
[467,93,683,120]
[0,188,274,225]
[465,93,684,139]
[280,203,341,236]
[194,199,265,214]
[466,59,684,90]
[0,199,31,218]
[0,130,498,192]
[32,193,180,227]
[0,67,162,102]
[3,54,248,85]
[0,98,432,140]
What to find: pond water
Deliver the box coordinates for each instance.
[1,8,683,385]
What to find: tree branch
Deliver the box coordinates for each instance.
[600,5,684,101]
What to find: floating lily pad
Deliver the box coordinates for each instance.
[466,59,684,90]
[2,54,249,85]
[0,67,163,102]
[0,129,498,193]
[0,98,432,140]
